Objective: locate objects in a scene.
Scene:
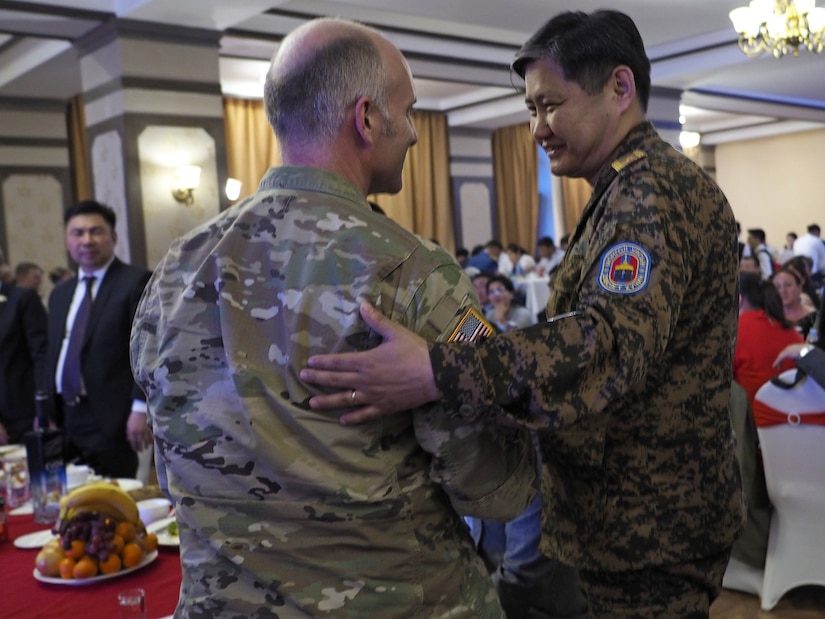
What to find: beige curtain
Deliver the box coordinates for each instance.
[223,98,282,200]
[369,111,455,253]
[560,177,592,235]
[492,123,539,253]
[67,95,91,201]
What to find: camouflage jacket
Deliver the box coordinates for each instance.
[131,167,536,618]
[430,122,745,571]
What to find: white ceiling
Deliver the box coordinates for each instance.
[2,0,825,143]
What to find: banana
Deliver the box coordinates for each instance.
[62,481,140,525]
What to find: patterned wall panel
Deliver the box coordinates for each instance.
[2,174,67,297]
[137,126,219,268]
[91,130,132,262]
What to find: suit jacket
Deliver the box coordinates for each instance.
[0,283,48,442]
[46,258,151,443]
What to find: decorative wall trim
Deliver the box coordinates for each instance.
[83,77,223,104]
[75,18,221,55]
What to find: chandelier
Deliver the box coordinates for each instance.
[729,0,825,57]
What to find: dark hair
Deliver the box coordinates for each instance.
[537,236,555,248]
[747,228,766,243]
[470,244,485,257]
[782,256,821,311]
[64,200,116,229]
[512,10,651,111]
[740,272,792,329]
[560,234,570,245]
[787,231,798,240]
[471,272,491,284]
[808,223,821,235]
[772,266,803,286]
[486,240,503,251]
[14,261,41,280]
[456,247,469,259]
[506,243,525,254]
[486,274,516,295]
[49,266,73,285]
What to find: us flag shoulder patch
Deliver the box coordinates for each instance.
[449,308,494,342]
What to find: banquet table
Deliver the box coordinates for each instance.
[1,511,181,619]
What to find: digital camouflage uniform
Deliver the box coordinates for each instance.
[430,122,746,615]
[131,167,537,619]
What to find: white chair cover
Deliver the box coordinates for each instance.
[754,369,825,610]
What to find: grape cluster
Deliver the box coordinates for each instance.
[57,511,118,561]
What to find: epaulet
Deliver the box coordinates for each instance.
[611,149,646,172]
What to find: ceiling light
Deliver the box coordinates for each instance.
[730,0,825,57]
[679,131,702,149]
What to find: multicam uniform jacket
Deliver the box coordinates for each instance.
[130,167,536,618]
[430,122,745,571]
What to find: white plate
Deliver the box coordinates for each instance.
[146,516,179,547]
[14,529,58,549]
[10,501,33,516]
[113,478,143,492]
[0,444,24,456]
[33,549,158,585]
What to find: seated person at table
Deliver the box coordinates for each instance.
[506,243,536,277]
[131,18,536,618]
[730,272,802,571]
[734,272,803,404]
[536,236,564,277]
[771,266,818,339]
[485,275,535,331]
[784,255,821,311]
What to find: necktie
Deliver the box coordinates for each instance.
[61,276,95,404]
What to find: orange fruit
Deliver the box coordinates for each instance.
[72,555,99,579]
[59,557,76,579]
[143,533,159,553]
[121,542,144,569]
[111,534,125,555]
[115,521,137,543]
[64,539,86,560]
[99,553,122,574]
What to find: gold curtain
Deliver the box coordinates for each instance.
[223,98,282,200]
[492,123,539,252]
[560,177,592,234]
[369,110,455,254]
[67,95,91,201]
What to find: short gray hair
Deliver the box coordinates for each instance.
[264,33,390,148]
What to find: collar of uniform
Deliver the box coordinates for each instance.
[257,167,369,210]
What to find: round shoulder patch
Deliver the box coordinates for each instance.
[597,242,651,295]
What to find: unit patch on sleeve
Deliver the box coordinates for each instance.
[597,242,651,295]
[449,308,495,342]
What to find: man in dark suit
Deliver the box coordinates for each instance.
[46,200,151,477]
[0,277,48,444]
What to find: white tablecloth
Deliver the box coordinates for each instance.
[513,275,551,321]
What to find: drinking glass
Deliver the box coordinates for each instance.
[3,450,30,509]
[117,588,146,619]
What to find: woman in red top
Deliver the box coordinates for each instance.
[734,272,804,404]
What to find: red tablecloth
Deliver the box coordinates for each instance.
[1,513,181,618]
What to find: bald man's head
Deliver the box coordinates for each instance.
[264,18,395,152]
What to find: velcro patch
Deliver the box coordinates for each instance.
[449,308,494,342]
[597,242,651,295]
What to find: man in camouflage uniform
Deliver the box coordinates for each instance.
[301,10,745,619]
[131,18,536,619]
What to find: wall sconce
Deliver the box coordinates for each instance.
[225,177,242,201]
[172,165,201,205]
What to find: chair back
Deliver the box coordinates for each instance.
[753,369,825,610]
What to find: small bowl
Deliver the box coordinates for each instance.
[137,497,172,526]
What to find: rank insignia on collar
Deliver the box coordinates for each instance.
[449,308,494,342]
[597,242,651,295]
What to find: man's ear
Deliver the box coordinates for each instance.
[355,95,376,144]
[611,66,636,111]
